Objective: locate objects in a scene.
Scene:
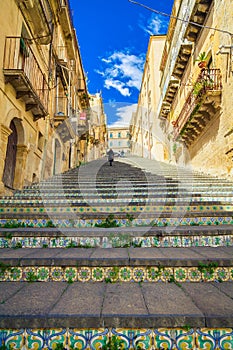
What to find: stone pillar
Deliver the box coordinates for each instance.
[13,144,29,189]
[0,124,12,194]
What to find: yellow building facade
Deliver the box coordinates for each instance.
[0,0,104,195]
[87,93,108,161]
[130,35,166,160]
[158,0,233,177]
[107,127,130,155]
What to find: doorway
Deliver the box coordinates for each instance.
[2,120,18,188]
[53,139,61,175]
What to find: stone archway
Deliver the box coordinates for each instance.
[54,139,62,175]
[0,112,27,193]
[2,120,18,188]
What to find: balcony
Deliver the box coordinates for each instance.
[3,37,49,120]
[58,0,75,59]
[159,79,180,119]
[56,118,75,143]
[16,0,51,44]
[184,0,214,42]
[173,68,222,144]
[78,92,90,109]
[54,96,68,125]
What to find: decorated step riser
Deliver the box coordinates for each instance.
[0,216,233,228]
[2,197,233,205]
[1,204,233,214]
[1,266,233,283]
[24,183,233,189]
[0,327,233,350]
[15,184,232,197]
[1,234,233,248]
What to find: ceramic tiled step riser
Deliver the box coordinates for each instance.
[8,189,233,199]
[20,182,233,190]
[11,189,233,200]
[1,265,233,283]
[2,198,233,207]
[1,233,233,248]
[1,203,233,213]
[0,216,233,229]
[40,178,232,184]
[0,327,233,350]
[1,212,233,224]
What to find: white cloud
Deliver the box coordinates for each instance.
[95,50,144,97]
[105,79,130,97]
[139,13,169,35]
[109,103,137,127]
[95,69,105,77]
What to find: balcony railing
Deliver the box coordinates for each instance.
[3,37,49,119]
[173,68,222,140]
[54,96,68,120]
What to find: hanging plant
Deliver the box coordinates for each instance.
[193,81,204,96]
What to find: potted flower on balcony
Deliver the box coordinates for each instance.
[195,52,208,69]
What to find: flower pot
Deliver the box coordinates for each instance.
[198,61,207,69]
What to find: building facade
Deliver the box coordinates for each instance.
[0,0,105,195]
[87,93,107,162]
[157,0,233,177]
[130,35,166,160]
[107,127,130,155]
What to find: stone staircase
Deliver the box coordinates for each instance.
[0,156,233,350]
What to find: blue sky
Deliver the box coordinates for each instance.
[69,0,173,126]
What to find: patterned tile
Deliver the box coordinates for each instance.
[0,328,232,349]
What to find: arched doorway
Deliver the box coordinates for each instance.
[53,139,62,175]
[2,120,18,188]
[68,143,72,169]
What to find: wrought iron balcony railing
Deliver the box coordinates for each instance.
[173,68,222,141]
[3,37,49,119]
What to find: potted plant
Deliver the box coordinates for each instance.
[195,52,208,69]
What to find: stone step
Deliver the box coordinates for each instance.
[1,157,233,342]
[14,182,233,189]
[0,246,233,267]
[0,247,233,288]
[5,187,233,196]
[1,280,233,330]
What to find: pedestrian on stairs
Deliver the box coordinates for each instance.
[107,148,114,166]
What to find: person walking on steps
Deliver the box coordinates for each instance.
[107,148,114,166]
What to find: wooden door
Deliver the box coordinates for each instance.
[2,120,17,188]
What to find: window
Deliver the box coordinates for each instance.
[118,132,121,138]
[110,132,113,138]
[118,141,121,146]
